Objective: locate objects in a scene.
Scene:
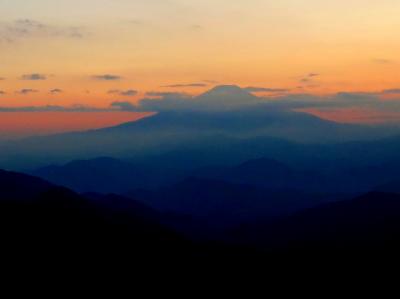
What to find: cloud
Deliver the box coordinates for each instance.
[383,89,400,94]
[203,80,219,84]
[190,24,204,31]
[145,91,189,98]
[0,19,87,43]
[0,102,137,112]
[110,101,136,111]
[129,20,145,25]
[21,73,47,80]
[298,73,321,86]
[162,83,208,88]
[0,104,104,112]
[93,74,122,81]
[243,87,289,93]
[0,90,5,95]
[119,85,400,118]
[372,58,394,64]
[50,89,63,94]
[17,89,38,95]
[130,85,261,112]
[260,91,400,115]
[108,89,138,96]
[4,85,400,125]
[0,77,5,80]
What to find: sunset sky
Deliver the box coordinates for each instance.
[1,0,400,136]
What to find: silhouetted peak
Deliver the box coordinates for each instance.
[199,85,254,98]
[207,85,246,94]
[0,169,55,200]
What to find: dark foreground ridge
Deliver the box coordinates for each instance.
[2,168,400,268]
[0,169,196,263]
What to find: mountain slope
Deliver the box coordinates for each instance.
[0,169,193,260]
[375,180,400,194]
[32,157,151,193]
[236,192,400,252]
[128,177,339,229]
[0,169,55,200]
[192,157,325,191]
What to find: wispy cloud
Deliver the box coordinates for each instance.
[162,83,208,88]
[0,90,5,95]
[108,89,138,96]
[298,73,321,86]
[372,58,394,65]
[50,89,63,94]
[110,101,136,111]
[243,87,289,93]
[16,89,38,95]
[0,19,87,43]
[21,73,47,80]
[190,24,204,31]
[93,74,122,81]
[0,105,97,112]
[382,89,400,94]
[203,80,219,84]
[258,91,400,116]
[0,103,132,112]
[145,91,189,98]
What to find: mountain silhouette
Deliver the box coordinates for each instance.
[194,85,261,108]
[0,85,392,169]
[0,168,194,262]
[235,191,400,252]
[3,166,400,263]
[32,157,152,193]
[128,177,338,230]
[192,157,326,191]
[375,180,400,194]
[0,169,55,200]
[30,142,400,197]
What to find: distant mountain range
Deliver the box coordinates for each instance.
[31,153,400,197]
[191,157,325,191]
[1,85,399,170]
[32,157,152,193]
[126,177,342,231]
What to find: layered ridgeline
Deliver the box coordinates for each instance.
[32,154,400,197]
[2,168,400,256]
[1,85,399,170]
[234,192,400,252]
[0,169,194,260]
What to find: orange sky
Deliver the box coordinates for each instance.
[1,1,400,106]
[1,0,400,135]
